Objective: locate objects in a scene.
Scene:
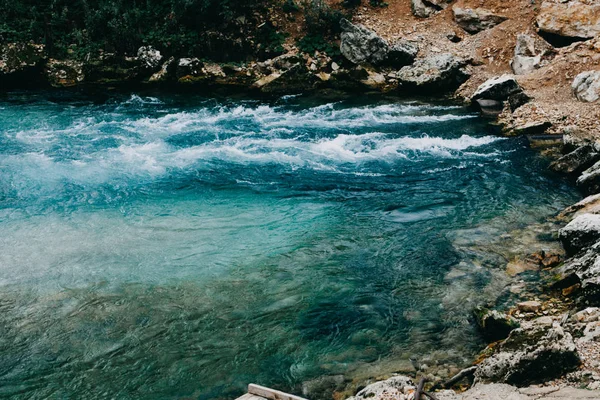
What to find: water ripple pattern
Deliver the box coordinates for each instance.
[0,92,577,399]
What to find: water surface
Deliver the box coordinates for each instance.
[0,92,577,399]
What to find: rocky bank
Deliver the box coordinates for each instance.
[3,1,600,399]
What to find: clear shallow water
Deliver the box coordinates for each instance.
[0,92,578,399]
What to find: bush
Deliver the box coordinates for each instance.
[302,0,346,38]
[297,34,340,56]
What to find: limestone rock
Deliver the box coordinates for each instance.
[536,1,600,40]
[339,19,389,66]
[578,160,600,194]
[511,34,554,75]
[426,0,453,9]
[560,194,600,220]
[411,0,436,18]
[572,71,600,103]
[397,53,470,91]
[554,241,600,305]
[137,46,162,70]
[347,375,413,400]
[453,7,508,34]
[559,214,600,256]
[176,58,203,78]
[80,53,142,83]
[472,75,523,102]
[461,383,528,400]
[550,145,600,175]
[474,319,580,386]
[44,59,84,87]
[149,57,175,82]
[517,301,541,313]
[254,64,318,94]
[474,307,520,342]
[387,40,419,68]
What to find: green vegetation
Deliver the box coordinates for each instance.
[0,0,351,61]
[0,0,271,60]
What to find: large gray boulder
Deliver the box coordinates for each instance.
[572,71,600,103]
[511,34,554,75]
[453,7,508,34]
[536,1,600,40]
[397,53,470,91]
[339,19,389,66]
[474,318,580,386]
[559,213,600,256]
[472,75,523,101]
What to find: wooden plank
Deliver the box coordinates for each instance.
[235,393,266,400]
[248,384,308,400]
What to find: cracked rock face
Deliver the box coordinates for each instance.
[475,319,580,386]
[453,7,508,34]
[559,214,600,256]
[572,71,600,103]
[137,46,163,70]
[339,19,389,66]
[511,34,554,75]
[387,40,419,68]
[579,161,600,195]
[397,53,469,91]
[550,145,600,175]
[536,1,600,40]
[472,75,523,102]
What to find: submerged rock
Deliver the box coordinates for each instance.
[572,71,600,103]
[475,318,580,386]
[559,214,600,256]
[339,19,389,66]
[397,53,469,91]
[453,8,508,34]
[536,1,600,41]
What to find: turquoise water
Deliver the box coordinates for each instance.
[0,91,577,399]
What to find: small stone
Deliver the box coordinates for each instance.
[517,301,542,313]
